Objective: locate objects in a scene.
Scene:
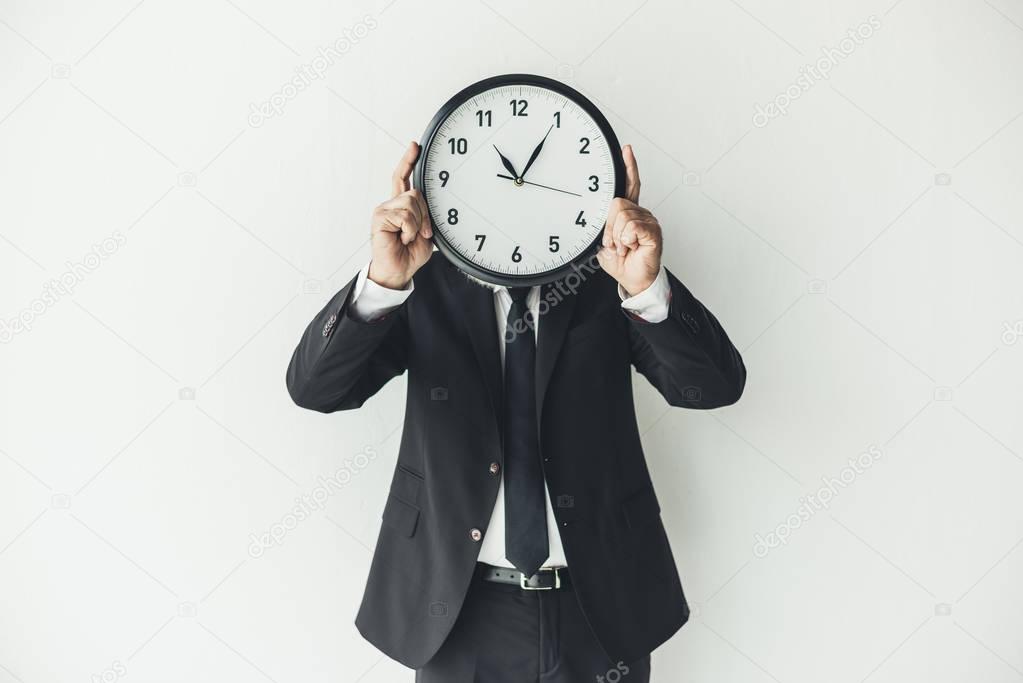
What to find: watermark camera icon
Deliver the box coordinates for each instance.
[51,63,71,79]
[51,493,71,509]
[177,172,197,188]
[1001,321,1023,345]
[933,387,953,401]
[682,171,702,187]
[179,387,196,400]
[934,173,952,186]
[302,279,323,294]
[808,279,828,294]
[681,386,702,402]
[178,602,197,617]
[934,603,952,616]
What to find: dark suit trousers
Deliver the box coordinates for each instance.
[416,566,651,682]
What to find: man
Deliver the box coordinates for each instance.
[287,141,746,682]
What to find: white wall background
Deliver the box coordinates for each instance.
[2,0,1023,681]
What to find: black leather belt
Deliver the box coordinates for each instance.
[479,563,571,590]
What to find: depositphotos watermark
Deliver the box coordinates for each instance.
[247,445,378,557]
[248,14,379,127]
[753,445,883,558]
[596,660,632,683]
[90,660,127,683]
[501,250,604,344]
[752,15,881,128]
[0,230,127,344]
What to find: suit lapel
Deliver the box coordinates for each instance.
[442,266,581,435]
[535,281,579,426]
[442,266,503,434]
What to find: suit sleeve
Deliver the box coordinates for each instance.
[286,274,410,413]
[627,268,746,409]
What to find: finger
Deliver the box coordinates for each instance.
[612,211,631,256]
[612,209,648,254]
[623,144,641,203]
[410,189,433,239]
[393,209,420,245]
[620,220,639,251]
[391,141,420,198]
[603,246,628,277]
[373,207,412,233]
[377,208,419,245]
[408,228,434,265]
[381,191,424,226]
[596,244,621,277]
[604,198,636,248]
[620,219,659,250]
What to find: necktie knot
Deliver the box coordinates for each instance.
[508,286,530,305]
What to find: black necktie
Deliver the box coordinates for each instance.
[503,287,548,578]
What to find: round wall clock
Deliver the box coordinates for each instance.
[413,74,625,287]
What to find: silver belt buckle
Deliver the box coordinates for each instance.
[520,567,561,591]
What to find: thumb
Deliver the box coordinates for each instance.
[623,144,641,203]
[596,245,621,277]
[391,141,419,198]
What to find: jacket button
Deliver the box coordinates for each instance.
[489,462,500,475]
[469,528,483,542]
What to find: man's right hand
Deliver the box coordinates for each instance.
[367,142,434,290]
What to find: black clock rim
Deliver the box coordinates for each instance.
[413,73,626,288]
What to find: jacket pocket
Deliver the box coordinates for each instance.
[392,463,423,506]
[622,486,675,582]
[382,495,420,537]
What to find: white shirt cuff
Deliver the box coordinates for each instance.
[618,267,670,323]
[349,263,414,322]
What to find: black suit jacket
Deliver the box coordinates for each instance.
[286,253,746,668]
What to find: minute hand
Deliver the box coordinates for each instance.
[496,173,582,197]
[519,124,554,180]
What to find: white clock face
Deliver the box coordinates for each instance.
[421,83,616,280]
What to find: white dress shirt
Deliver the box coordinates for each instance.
[349,262,672,569]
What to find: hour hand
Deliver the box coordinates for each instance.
[493,144,520,180]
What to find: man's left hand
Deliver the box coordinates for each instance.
[596,144,663,296]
